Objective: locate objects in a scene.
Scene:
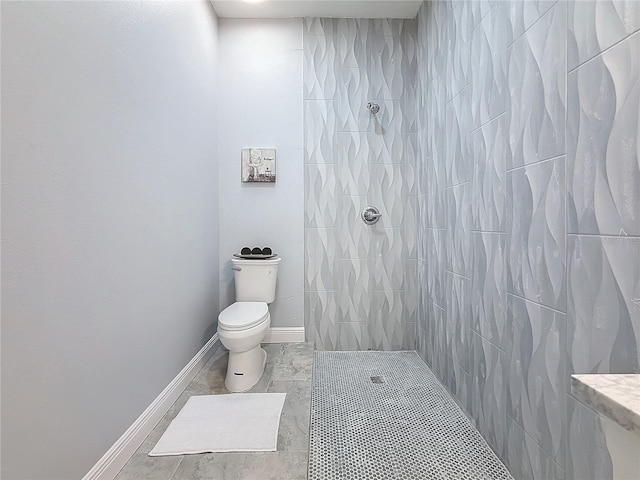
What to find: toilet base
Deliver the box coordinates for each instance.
[224,346,267,393]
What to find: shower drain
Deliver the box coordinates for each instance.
[309,351,515,480]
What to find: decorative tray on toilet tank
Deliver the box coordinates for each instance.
[233,253,278,259]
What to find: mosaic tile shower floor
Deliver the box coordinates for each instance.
[309,351,514,480]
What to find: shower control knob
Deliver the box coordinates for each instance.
[367,102,380,115]
[361,206,382,225]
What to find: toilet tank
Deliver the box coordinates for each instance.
[231,257,281,303]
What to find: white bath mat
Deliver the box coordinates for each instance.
[149,393,286,456]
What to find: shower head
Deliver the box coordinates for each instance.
[367,102,380,115]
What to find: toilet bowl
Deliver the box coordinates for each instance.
[217,302,271,392]
[217,257,281,392]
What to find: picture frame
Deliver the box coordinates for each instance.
[241,148,276,183]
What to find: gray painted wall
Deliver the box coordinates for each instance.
[1,2,220,478]
[303,18,418,350]
[217,18,304,328]
[415,1,639,479]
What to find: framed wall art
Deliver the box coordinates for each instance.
[241,148,276,183]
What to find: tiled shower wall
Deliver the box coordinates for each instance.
[414,1,639,480]
[303,18,418,351]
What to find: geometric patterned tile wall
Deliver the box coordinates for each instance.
[416,1,639,479]
[303,17,418,352]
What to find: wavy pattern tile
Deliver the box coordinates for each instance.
[337,196,374,259]
[449,359,472,414]
[567,235,640,375]
[507,2,566,168]
[371,164,406,227]
[427,301,447,378]
[304,100,336,164]
[472,233,507,350]
[305,164,338,227]
[402,19,419,133]
[369,130,409,165]
[304,17,416,353]
[337,322,370,351]
[470,0,491,27]
[566,396,613,480]
[445,272,471,372]
[506,417,564,480]
[403,134,418,194]
[403,323,417,350]
[336,18,368,69]
[303,17,323,36]
[568,0,640,71]
[507,295,566,467]
[427,228,446,309]
[338,259,373,322]
[404,196,417,260]
[423,0,448,78]
[305,291,339,351]
[507,157,566,311]
[416,258,429,348]
[472,114,507,232]
[370,290,405,350]
[471,3,507,129]
[415,2,636,478]
[305,228,340,292]
[445,86,473,186]
[370,229,406,291]
[422,80,446,156]
[304,3,634,478]
[418,1,447,154]
[374,18,406,38]
[416,194,428,260]
[446,182,472,277]
[508,0,557,42]
[371,100,413,135]
[426,149,447,229]
[337,132,370,195]
[369,32,404,100]
[403,259,418,324]
[416,323,429,365]
[303,33,336,100]
[336,67,370,132]
[447,1,472,101]
[471,331,508,459]
[567,32,640,236]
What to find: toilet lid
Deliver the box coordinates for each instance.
[218,302,269,331]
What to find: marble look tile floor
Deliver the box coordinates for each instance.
[114,342,314,480]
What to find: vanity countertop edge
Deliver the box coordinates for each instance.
[571,374,640,437]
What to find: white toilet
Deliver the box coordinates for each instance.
[217,256,281,392]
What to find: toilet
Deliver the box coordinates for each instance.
[217,256,281,392]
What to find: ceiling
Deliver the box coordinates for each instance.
[210,0,423,19]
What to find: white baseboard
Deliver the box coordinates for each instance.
[83,334,220,480]
[262,327,305,343]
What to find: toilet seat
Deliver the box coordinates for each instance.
[218,302,269,331]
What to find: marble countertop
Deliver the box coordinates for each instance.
[571,374,640,437]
